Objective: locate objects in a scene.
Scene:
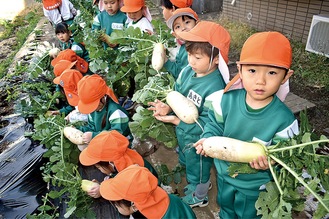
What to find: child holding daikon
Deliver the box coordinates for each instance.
[79,130,158,198]
[74,74,132,146]
[194,32,299,219]
[162,7,199,79]
[120,0,153,34]
[149,21,231,208]
[92,0,126,49]
[100,165,197,219]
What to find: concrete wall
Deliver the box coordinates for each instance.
[0,0,36,20]
[222,0,329,43]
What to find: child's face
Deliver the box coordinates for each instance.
[239,65,292,107]
[103,0,120,15]
[162,6,174,21]
[187,49,218,76]
[127,9,143,22]
[172,16,196,39]
[56,32,70,43]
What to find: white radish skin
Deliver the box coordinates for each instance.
[152,43,165,71]
[202,136,266,163]
[49,48,60,57]
[81,179,99,192]
[63,126,84,145]
[166,91,199,124]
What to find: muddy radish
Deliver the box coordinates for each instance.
[63,126,84,145]
[202,136,266,163]
[166,91,199,124]
[151,43,165,71]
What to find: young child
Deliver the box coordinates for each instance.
[42,0,77,27]
[161,0,193,21]
[55,22,90,63]
[148,21,231,208]
[79,130,158,198]
[194,31,300,218]
[100,165,197,218]
[120,0,153,34]
[92,0,127,49]
[163,7,198,79]
[52,69,88,123]
[75,74,133,146]
[47,59,78,116]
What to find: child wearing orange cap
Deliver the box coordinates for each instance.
[75,74,132,145]
[55,22,90,63]
[149,21,231,208]
[79,130,158,198]
[194,32,299,218]
[42,0,77,27]
[161,0,193,20]
[47,59,78,116]
[52,69,88,123]
[100,165,196,218]
[120,0,153,34]
[163,7,198,79]
[92,0,127,49]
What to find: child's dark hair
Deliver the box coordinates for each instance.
[161,0,177,9]
[109,199,147,218]
[55,22,70,34]
[185,41,219,59]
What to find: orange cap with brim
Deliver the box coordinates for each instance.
[177,20,230,64]
[51,49,89,74]
[43,0,62,10]
[100,165,169,218]
[53,60,77,77]
[121,0,144,12]
[166,7,198,30]
[77,74,119,114]
[53,69,82,106]
[171,0,193,8]
[236,31,292,69]
[79,130,144,171]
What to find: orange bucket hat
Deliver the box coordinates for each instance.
[121,0,145,12]
[166,7,198,30]
[53,60,77,77]
[79,130,144,171]
[43,0,62,10]
[77,74,119,114]
[100,165,169,218]
[53,69,83,106]
[51,49,89,74]
[177,21,231,83]
[224,32,292,101]
[171,0,193,8]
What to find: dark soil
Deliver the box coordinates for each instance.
[290,77,329,136]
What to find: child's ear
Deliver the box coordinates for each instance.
[282,69,294,84]
[214,55,219,64]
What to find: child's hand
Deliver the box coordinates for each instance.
[194,138,207,156]
[46,110,60,116]
[100,33,117,47]
[148,99,171,116]
[82,132,92,144]
[87,179,101,198]
[249,156,270,170]
[154,114,180,125]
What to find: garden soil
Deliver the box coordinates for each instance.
[0,2,328,219]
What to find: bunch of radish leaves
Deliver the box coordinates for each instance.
[26,115,94,219]
[228,111,329,218]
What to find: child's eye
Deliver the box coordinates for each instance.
[248,69,256,73]
[174,25,181,30]
[268,71,277,75]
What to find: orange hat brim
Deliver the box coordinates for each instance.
[78,98,100,114]
[79,146,100,166]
